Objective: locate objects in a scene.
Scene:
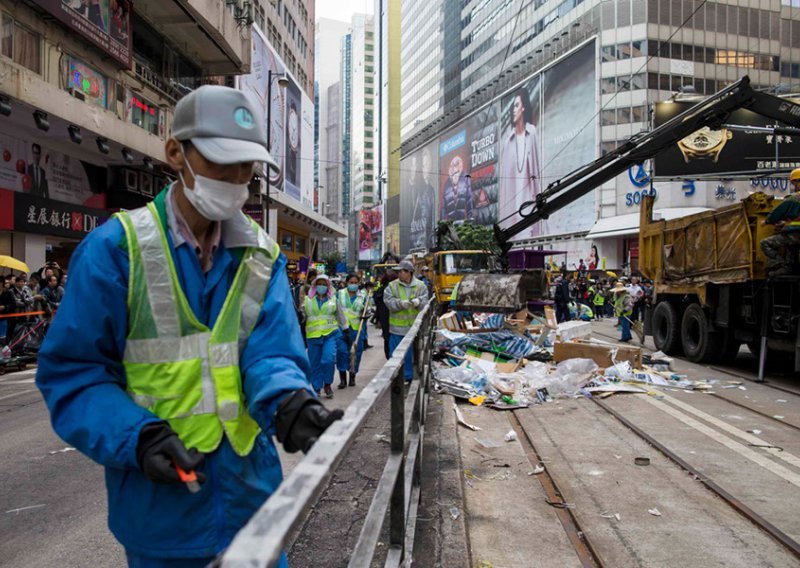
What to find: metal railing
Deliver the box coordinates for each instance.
[215,299,437,567]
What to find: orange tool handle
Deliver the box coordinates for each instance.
[176,465,201,493]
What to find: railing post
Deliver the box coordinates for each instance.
[390,357,406,550]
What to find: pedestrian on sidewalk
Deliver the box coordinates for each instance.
[336,273,367,389]
[384,260,428,383]
[305,273,345,398]
[36,86,342,568]
[612,281,634,342]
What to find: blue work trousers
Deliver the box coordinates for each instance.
[126,551,288,568]
[388,333,414,382]
[307,330,339,391]
[337,327,365,373]
[620,316,632,342]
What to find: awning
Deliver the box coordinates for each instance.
[586,207,711,239]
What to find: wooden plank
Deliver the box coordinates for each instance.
[553,342,642,368]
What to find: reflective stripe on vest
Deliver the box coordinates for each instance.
[116,204,279,457]
[338,289,364,330]
[305,295,338,338]
[389,280,421,329]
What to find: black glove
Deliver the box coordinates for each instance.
[342,329,351,343]
[136,423,206,485]
[276,390,344,454]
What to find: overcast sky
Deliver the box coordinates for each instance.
[315,0,373,23]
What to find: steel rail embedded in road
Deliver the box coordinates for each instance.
[214,299,437,568]
[592,397,800,560]
[509,411,604,568]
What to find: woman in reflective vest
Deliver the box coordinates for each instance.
[590,281,605,320]
[304,274,345,398]
[336,273,367,389]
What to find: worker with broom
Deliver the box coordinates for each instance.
[336,273,369,388]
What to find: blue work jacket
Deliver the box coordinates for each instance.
[36,192,312,559]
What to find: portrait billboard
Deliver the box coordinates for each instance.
[240,25,286,193]
[498,76,542,239]
[653,100,800,178]
[538,40,598,236]
[358,207,383,261]
[400,140,438,252]
[33,0,131,67]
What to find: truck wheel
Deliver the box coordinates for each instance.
[652,301,681,355]
[681,303,720,362]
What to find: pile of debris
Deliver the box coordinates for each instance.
[432,309,710,409]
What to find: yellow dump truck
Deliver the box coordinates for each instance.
[416,250,493,305]
[639,192,799,370]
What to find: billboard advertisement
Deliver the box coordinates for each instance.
[0,132,105,208]
[301,90,315,209]
[399,140,438,252]
[653,100,800,178]
[398,39,597,253]
[358,207,383,261]
[34,0,131,67]
[240,25,286,193]
[284,78,302,201]
[537,40,597,236]
[498,76,541,238]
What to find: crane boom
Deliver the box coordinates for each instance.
[494,75,800,255]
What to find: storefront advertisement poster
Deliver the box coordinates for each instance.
[68,57,107,110]
[399,140,438,252]
[0,132,104,208]
[358,207,382,262]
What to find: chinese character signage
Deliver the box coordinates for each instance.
[31,0,131,67]
[14,193,109,238]
[653,100,800,178]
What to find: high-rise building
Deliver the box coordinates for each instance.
[374,0,402,257]
[398,0,800,269]
[341,33,353,223]
[315,18,350,237]
[255,0,315,98]
[349,15,376,213]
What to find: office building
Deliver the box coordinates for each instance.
[256,0,314,98]
[398,0,800,269]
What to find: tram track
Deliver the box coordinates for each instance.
[508,410,605,568]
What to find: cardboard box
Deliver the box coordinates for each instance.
[553,342,642,368]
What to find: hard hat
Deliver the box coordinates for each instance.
[791,168,800,182]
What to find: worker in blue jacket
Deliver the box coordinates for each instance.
[35,86,342,567]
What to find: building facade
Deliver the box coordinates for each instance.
[349,15,376,213]
[0,0,250,270]
[398,0,800,270]
[256,0,314,98]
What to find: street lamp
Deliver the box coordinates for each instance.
[265,70,289,235]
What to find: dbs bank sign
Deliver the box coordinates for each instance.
[13,192,108,238]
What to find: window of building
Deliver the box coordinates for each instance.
[632,105,646,123]
[617,107,632,124]
[601,109,617,126]
[294,235,306,254]
[0,13,41,74]
[129,92,160,135]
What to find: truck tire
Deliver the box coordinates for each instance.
[681,303,720,362]
[652,301,681,355]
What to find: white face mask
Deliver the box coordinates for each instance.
[179,148,250,221]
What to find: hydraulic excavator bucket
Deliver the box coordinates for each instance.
[454,271,549,313]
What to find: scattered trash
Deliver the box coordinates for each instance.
[587,469,604,476]
[776,399,788,403]
[747,429,762,435]
[648,508,662,517]
[48,447,76,455]
[5,504,46,514]
[546,500,575,509]
[504,430,518,443]
[454,403,481,431]
[374,433,390,444]
[738,386,747,391]
[528,465,545,475]
[600,511,621,521]
[774,415,785,420]
[449,506,461,520]
[468,395,487,406]
[634,457,650,466]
